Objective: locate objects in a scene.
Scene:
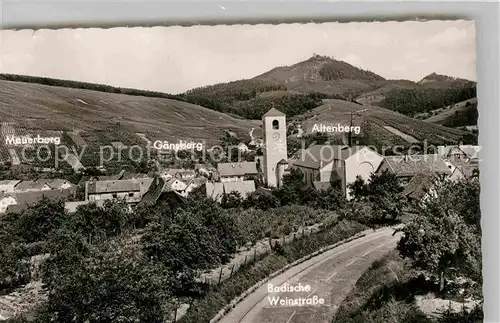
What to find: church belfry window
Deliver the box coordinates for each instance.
[272,120,279,130]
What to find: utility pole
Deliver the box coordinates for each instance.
[348,111,353,147]
[348,108,368,147]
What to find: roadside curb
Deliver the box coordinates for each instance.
[209,227,381,323]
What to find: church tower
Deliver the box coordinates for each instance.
[262,108,288,188]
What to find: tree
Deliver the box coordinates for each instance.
[397,179,481,295]
[347,175,367,200]
[14,198,69,243]
[305,186,346,211]
[220,191,243,209]
[142,200,240,273]
[243,189,280,210]
[354,170,405,221]
[275,168,304,205]
[68,200,131,244]
[38,241,172,323]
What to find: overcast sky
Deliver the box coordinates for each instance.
[0,20,476,94]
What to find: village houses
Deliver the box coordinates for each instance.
[85,178,154,204]
[293,145,384,199]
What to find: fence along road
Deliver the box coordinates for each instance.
[217,227,402,323]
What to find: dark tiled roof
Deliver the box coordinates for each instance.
[87,180,141,194]
[6,204,29,213]
[384,154,451,177]
[217,162,258,177]
[5,189,75,213]
[137,178,165,207]
[403,173,437,201]
[45,179,73,189]
[263,108,286,117]
[293,145,363,169]
[14,180,37,191]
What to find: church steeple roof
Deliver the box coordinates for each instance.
[263,108,285,117]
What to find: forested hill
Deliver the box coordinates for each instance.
[185,55,477,120]
[1,55,476,121]
[379,84,476,117]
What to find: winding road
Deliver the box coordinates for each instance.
[218,227,402,323]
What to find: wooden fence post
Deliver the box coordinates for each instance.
[230,264,235,278]
[218,267,224,284]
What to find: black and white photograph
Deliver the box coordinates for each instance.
[0,19,481,323]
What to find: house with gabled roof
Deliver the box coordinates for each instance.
[402,173,441,206]
[437,145,481,161]
[85,178,154,204]
[206,180,256,202]
[0,180,21,194]
[78,170,126,186]
[185,177,208,195]
[164,177,187,195]
[293,145,384,199]
[1,189,75,214]
[378,154,451,187]
[45,179,74,190]
[217,162,258,183]
[446,159,479,182]
[161,168,196,181]
[14,180,52,193]
[194,164,217,179]
[0,193,17,213]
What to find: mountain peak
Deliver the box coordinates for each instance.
[252,54,385,96]
[420,72,455,83]
[419,72,474,84]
